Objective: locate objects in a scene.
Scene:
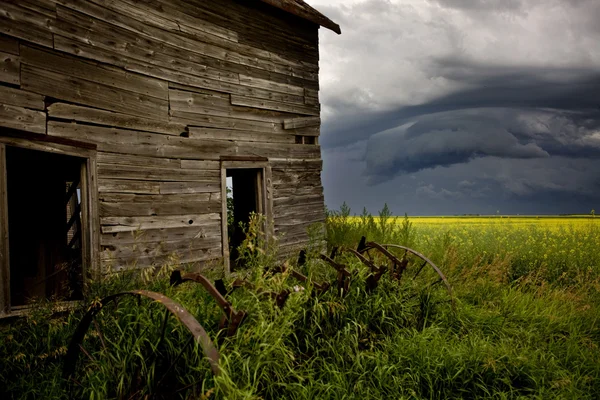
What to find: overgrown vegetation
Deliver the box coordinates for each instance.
[1,207,600,399]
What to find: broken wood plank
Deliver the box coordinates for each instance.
[283,116,320,130]
[21,64,169,121]
[0,104,46,134]
[0,51,20,85]
[48,121,237,160]
[231,95,320,116]
[101,213,221,233]
[0,85,44,110]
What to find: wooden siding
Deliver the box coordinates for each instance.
[0,0,326,272]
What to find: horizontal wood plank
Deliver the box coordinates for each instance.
[98,192,219,204]
[100,200,221,217]
[101,224,221,246]
[0,4,54,48]
[101,213,221,233]
[159,181,221,195]
[48,121,237,160]
[187,127,295,144]
[0,85,45,110]
[180,160,220,170]
[231,95,319,116]
[21,65,169,121]
[98,163,220,182]
[98,179,160,195]
[283,116,320,130]
[97,152,180,168]
[0,104,46,134]
[20,45,169,100]
[101,237,222,261]
[48,103,187,136]
[0,51,20,85]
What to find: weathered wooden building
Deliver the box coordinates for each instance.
[0,0,340,315]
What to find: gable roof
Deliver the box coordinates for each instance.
[259,0,341,34]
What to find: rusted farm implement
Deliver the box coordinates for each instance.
[63,236,453,396]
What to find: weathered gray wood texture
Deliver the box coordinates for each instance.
[0,0,326,271]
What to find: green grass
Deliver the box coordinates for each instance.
[1,208,600,399]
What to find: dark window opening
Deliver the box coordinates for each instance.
[226,168,263,269]
[295,135,317,145]
[6,147,85,306]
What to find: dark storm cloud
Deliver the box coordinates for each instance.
[364,109,550,182]
[310,0,600,213]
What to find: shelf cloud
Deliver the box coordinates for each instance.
[310,0,600,214]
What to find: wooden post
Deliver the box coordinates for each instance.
[220,165,230,274]
[0,144,9,314]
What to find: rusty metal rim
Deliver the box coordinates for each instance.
[366,243,455,308]
[171,271,247,336]
[63,290,220,382]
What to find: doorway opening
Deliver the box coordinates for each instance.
[226,168,264,269]
[6,146,85,306]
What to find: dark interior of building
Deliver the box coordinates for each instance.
[6,146,84,306]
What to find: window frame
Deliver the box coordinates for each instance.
[0,133,99,316]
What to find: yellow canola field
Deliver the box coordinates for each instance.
[337,215,600,280]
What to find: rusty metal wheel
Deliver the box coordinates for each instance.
[356,238,455,312]
[63,290,219,399]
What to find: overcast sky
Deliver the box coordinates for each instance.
[308,0,600,215]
